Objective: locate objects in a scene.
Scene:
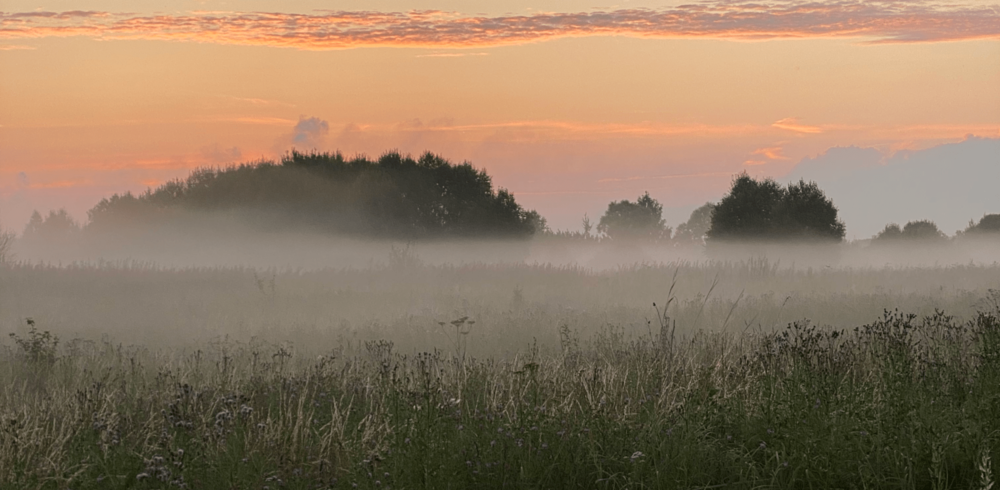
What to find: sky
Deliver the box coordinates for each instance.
[1,0,998,237]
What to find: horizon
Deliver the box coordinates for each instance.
[2,0,998,238]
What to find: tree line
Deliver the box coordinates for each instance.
[12,151,1000,246]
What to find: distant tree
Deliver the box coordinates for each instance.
[873,220,946,243]
[0,222,14,264]
[873,223,903,241]
[23,209,80,242]
[597,192,670,241]
[86,151,545,240]
[707,173,845,242]
[674,202,715,245]
[963,214,1000,235]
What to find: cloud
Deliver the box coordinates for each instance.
[751,146,791,160]
[2,1,998,50]
[274,116,329,152]
[784,137,1000,237]
[293,116,329,146]
[416,52,489,58]
[772,118,823,134]
[0,44,35,50]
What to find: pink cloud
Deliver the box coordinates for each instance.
[2,1,998,50]
[751,146,791,160]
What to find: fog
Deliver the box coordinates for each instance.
[11,217,1000,270]
[3,222,999,359]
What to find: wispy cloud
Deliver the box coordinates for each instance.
[2,1,997,50]
[751,146,791,160]
[0,44,35,50]
[772,118,823,134]
[416,52,489,58]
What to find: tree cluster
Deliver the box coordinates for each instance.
[872,220,947,244]
[17,147,995,249]
[85,151,545,240]
[706,173,845,242]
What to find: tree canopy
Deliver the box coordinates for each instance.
[596,192,670,241]
[963,214,1000,235]
[707,174,845,242]
[86,151,545,239]
[873,220,947,243]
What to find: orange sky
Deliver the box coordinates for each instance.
[1,1,999,232]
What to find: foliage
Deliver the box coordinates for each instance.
[707,174,845,242]
[86,151,545,239]
[674,202,715,245]
[874,220,948,243]
[22,209,80,242]
[596,192,670,241]
[8,319,59,366]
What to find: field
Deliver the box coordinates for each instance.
[2,245,1000,489]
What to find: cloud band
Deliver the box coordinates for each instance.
[2,1,998,50]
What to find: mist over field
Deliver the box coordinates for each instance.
[1,3,998,484]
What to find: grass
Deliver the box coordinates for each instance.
[2,302,1000,489]
[2,259,1000,488]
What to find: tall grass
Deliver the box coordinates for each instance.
[2,301,1000,489]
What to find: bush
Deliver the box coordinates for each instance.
[9,319,59,366]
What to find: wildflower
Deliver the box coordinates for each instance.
[759,442,767,449]
[630,451,645,462]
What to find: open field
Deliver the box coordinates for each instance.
[2,250,1000,489]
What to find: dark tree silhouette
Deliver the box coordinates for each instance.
[707,173,845,242]
[674,202,715,244]
[873,220,947,243]
[87,151,546,239]
[963,214,1000,235]
[597,192,670,241]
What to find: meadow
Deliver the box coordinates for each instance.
[2,245,1000,489]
